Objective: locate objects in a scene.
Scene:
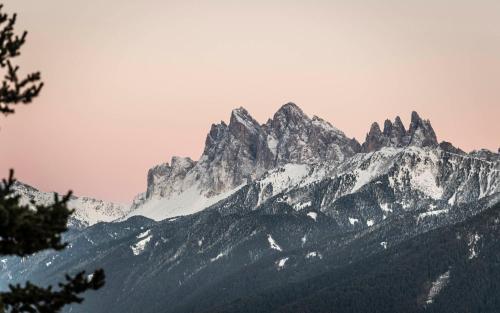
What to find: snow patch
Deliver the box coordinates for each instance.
[232,108,259,132]
[388,148,445,200]
[468,233,481,259]
[210,253,225,262]
[351,148,400,192]
[307,212,317,221]
[258,164,310,206]
[380,203,392,213]
[267,235,282,251]
[137,229,151,239]
[128,184,244,221]
[366,219,374,227]
[13,182,130,227]
[410,166,443,200]
[277,257,289,269]
[417,209,449,222]
[305,251,322,259]
[426,270,451,304]
[131,235,152,256]
[294,201,312,210]
[448,193,457,205]
[349,218,359,225]
[311,116,343,135]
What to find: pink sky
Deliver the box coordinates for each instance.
[0,0,499,203]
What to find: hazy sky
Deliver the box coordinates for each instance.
[0,0,499,203]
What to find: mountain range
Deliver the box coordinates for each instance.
[3,103,499,313]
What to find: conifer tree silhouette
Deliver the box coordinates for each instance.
[0,4,105,312]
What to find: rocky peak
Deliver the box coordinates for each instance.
[409,111,422,129]
[370,122,383,135]
[392,116,408,144]
[171,156,196,175]
[439,141,465,155]
[204,122,228,155]
[469,149,500,162]
[273,102,306,120]
[383,119,393,136]
[267,103,359,164]
[146,163,172,197]
[362,111,437,152]
[229,107,261,135]
[12,181,130,227]
[144,156,197,200]
[268,102,309,136]
[394,116,405,132]
[408,111,438,147]
[139,103,361,209]
[361,122,384,152]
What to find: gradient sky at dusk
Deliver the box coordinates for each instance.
[0,0,499,203]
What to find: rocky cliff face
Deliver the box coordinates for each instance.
[361,111,438,152]
[126,104,498,222]
[264,103,361,164]
[129,103,361,219]
[145,156,196,198]
[12,103,499,227]
[196,103,360,193]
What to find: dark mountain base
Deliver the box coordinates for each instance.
[208,202,500,313]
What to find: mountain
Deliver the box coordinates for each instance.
[127,103,360,221]
[361,111,437,152]
[4,103,499,313]
[12,181,131,228]
[211,200,500,313]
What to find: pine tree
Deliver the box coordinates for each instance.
[0,4,105,312]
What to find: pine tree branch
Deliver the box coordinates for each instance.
[0,4,106,312]
[0,170,73,256]
[0,5,43,116]
[0,269,105,313]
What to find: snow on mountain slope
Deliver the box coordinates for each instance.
[125,104,498,222]
[12,104,499,226]
[13,182,130,227]
[128,103,360,220]
[4,103,500,313]
[208,145,499,232]
[256,164,311,206]
[126,183,245,221]
[335,146,499,206]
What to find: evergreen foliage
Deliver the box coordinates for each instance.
[0,4,104,312]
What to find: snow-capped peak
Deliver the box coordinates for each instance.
[12,181,131,228]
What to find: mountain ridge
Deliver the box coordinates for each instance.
[4,102,500,313]
[12,103,499,225]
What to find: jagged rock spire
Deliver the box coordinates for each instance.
[362,111,437,152]
[268,102,309,137]
[273,102,306,120]
[204,122,228,155]
[362,122,384,152]
[229,107,261,134]
[383,119,393,136]
[408,111,437,147]
[143,102,361,202]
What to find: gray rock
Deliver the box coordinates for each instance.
[362,111,437,152]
